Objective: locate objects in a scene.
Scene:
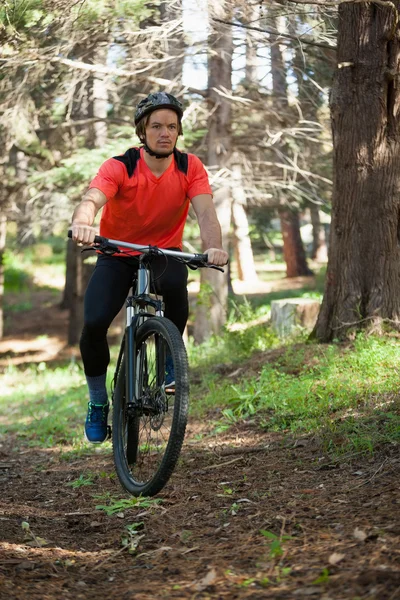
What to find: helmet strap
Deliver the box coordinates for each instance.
[142,140,175,160]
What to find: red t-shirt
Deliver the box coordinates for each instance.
[88,147,212,251]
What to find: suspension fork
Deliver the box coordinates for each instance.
[125,262,150,404]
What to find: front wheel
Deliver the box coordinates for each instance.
[112,317,189,497]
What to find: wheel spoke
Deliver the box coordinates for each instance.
[112,317,189,496]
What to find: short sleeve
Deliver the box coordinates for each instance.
[187,155,213,199]
[88,158,125,200]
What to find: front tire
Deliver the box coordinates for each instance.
[112,317,189,497]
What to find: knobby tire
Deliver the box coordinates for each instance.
[112,317,189,497]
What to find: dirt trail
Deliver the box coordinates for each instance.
[1,284,400,598]
[1,418,400,599]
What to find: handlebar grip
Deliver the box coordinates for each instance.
[67,230,107,245]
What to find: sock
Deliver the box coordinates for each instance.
[86,373,108,406]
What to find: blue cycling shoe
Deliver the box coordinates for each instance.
[165,355,175,392]
[85,402,110,443]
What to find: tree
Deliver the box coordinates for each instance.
[193,0,233,343]
[269,12,312,277]
[314,2,400,341]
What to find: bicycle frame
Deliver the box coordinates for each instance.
[125,257,164,409]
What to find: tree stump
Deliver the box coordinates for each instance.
[271,298,321,337]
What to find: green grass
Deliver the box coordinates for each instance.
[2,263,399,458]
[194,333,400,455]
[0,362,114,448]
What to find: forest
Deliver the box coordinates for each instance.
[1,1,400,599]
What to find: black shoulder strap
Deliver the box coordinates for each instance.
[173,148,189,175]
[113,147,188,177]
[113,148,141,178]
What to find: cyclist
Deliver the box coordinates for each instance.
[70,91,228,443]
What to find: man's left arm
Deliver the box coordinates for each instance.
[191,194,229,266]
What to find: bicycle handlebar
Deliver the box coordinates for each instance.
[67,230,225,271]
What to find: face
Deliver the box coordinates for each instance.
[144,109,179,155]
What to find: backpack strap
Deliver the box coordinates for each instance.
[113,147,189,178]
[173,148,189,175]
[113,148,141,178]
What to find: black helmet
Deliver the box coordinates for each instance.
[134,92,183,125]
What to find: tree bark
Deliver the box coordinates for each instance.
[60,238,75,310]
[310,205,328,262]
[66,47,108,343]
[231,164,258,282]
[269,15,312,277]
[87,46,109,149]
[0,214,6,340]
[313,4,400,341]
[160,0,184,83]
[193,0,233,344]
[9,146,32,246]
[279,208,313,277]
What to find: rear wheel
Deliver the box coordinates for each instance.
[112,317,189,497]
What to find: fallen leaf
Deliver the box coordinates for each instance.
[353,528,367,541]
[328,552,345,565]
[293,587,321,596]
[180,546,200,555]
[25,536,49,547]
[15,561,36,571]
[137,546,172,558]
[193,567,217,591]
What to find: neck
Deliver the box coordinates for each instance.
[142,147,174,173]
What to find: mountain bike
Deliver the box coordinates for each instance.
[69,231,223,496]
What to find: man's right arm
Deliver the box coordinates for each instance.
[71,188,108,244]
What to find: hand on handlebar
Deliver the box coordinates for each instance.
[70,223,98,245]
[204,248,229,267]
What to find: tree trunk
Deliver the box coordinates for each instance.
[279,209,313,278]
[0,214,6,340]
[269,15,312,278]
[87,46,109,148]
[310,205,328,262]
[243,4,259,89]
[160,0,184,83]
[60,238,75,310]
[9,146,32,246]
[269,15,289,108]
[68,243,83,346]
[194,188,231,342]
[313,4,400,341]
[68,248,94,345]
[193,0,233,344]
[66,48,108,342]
[231,164,258,282]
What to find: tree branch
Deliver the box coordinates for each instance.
[212,18,336,50]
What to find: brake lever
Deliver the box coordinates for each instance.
[92,242,121,255]
[209,265,225,273]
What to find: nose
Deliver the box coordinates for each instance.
[160,127,170,137]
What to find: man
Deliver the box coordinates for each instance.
[71,91,228,443]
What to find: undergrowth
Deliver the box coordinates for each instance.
[2,282,400,457]
[192,333,400,455]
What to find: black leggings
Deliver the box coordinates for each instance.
[80,253,188,377]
